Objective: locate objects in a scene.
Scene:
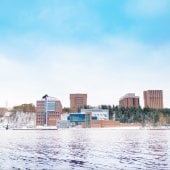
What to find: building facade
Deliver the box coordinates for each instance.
[36,97,62,126]
[143,90,163,109]
[81,108,109,120]
[119,93,140,108]
[0,107,8,117]
[70,93,87,112]
[68,113,92,128]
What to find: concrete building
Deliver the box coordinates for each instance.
[70,93,87,112]
[143,90,163,109]
[57,113,70,128]
[119,93,140,108]
[36,96,62,126]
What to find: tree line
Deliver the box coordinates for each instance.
[106,105,170,125]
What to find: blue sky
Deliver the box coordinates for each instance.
[0,0,170,108]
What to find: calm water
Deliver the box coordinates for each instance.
[0,129,170,170]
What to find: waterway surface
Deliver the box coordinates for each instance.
[0,129,170,169]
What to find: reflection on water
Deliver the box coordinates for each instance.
[0,129,170,169]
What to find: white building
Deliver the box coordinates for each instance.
[81,109,109,120]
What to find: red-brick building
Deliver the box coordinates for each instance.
[143,90,163,109]
[119,93,140,108]
[36,97,62,126]
[70,93,87,112]
[0,107,8,117]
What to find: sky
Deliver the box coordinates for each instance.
[0,0,170,108]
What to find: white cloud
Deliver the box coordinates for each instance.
[0,37,170,108]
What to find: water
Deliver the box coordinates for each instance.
[0,129,170,170]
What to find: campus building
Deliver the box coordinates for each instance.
[70,93,87,112]
[143,90,163,109]
[119,93,140,108]
[81,108,109,120]
[36,96,62,126]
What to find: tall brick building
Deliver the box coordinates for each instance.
[143,90,163,109]
[36,96,62,126]
[70,93,87,112]
[119,93,140,108]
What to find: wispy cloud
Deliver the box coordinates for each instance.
[126,0,170,17]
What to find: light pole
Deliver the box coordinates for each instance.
[42,94,49,126]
